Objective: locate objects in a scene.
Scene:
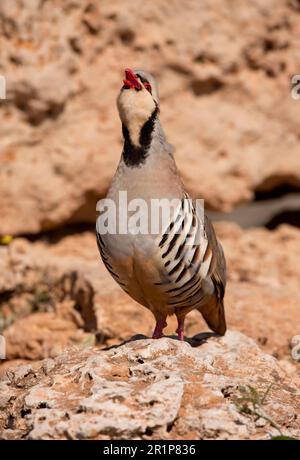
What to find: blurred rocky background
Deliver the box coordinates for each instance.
[0,0,300,440]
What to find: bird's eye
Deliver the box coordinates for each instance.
[144,82,152,94]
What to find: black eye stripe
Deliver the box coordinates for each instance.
[136,74,148,84]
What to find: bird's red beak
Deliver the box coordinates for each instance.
[123,68,142,90]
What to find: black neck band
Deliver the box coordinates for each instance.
[122,106,159,168]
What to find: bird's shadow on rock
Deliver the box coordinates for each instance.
[102,334,148,351]
[102,332,218,351]
[187,332,219,347]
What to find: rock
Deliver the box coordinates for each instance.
[0,332,299,440]
[0,236,98,360]
[3,309,93,360]
[0,0,300,235]
[212,223,300,361]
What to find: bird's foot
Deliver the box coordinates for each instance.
[176,317,185,341]
[152,319,167,339]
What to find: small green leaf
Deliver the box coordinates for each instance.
[247,385,260,404]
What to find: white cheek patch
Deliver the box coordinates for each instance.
[117,89,156,146]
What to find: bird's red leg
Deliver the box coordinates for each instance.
[152,318,167,339]
[176,317,185,341]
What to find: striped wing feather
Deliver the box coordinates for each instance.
[156,195,227,334]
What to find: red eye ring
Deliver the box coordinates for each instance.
[144,82,152,94]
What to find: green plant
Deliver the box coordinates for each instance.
[235,384,297,439]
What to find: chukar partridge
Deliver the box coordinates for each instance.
[96,68,226,340]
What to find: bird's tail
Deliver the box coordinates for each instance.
[199,299,227,336]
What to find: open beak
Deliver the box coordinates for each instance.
[123,68,142,90]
